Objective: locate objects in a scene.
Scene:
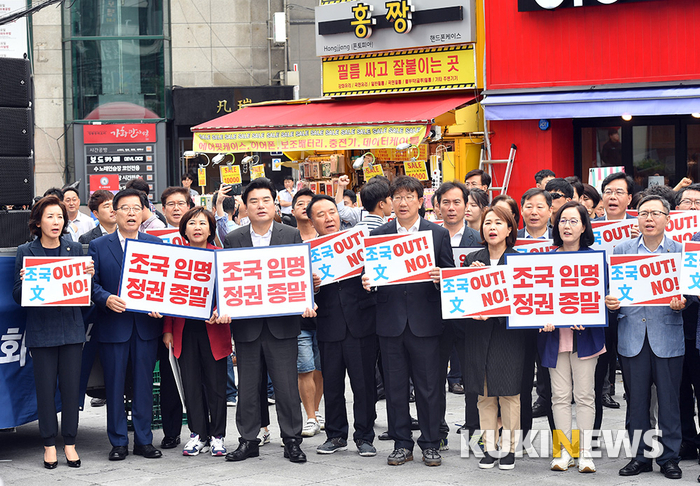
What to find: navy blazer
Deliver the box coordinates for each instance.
[592,213,636,222]
[13,237,86,348]
[223,222,303,342]
[79,225,106,245]
[458,225,482,248]
[315,275,376,342]
[89,231,163,344]
[517,227,553,239]
[370,217,455,338]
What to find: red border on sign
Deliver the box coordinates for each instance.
[83,124,156,144]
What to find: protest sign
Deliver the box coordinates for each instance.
[506,251,607,328]
[146,228,188,246]
[364,231,435,286]
[21,257,92,307]
[591,219,639,254]
[514,238,557,253]
[608,253,681,306]
[403,160,428,181]
[220,165,242,185]
[680,241,700,296]
[452,247,482,267]
[309,227,366,286]
[120,240,216,319]
[440,266,512,319]
[216,243,314,319]
[626,210,700,243]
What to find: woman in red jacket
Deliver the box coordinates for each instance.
[163,207,232,457]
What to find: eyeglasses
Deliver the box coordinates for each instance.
[603,189,628,197]
[165,201,188,208]
[679,199,700,208]
[637,210,668,219]
[465,182,481,188]
[558,218,580,227]
[117,206,143,214]
[549,192,565,200]
[392,195,416,203]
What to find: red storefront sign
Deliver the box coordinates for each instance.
[83,124,157,144]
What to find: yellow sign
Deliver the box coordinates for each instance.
[197,167,206,186]
[374,144,428,162]
[219,165,242,185]
[250,164,266,180]
[363,164,384,180]
[193,125,426,153]
[404,160,428,181]
[322,45,475,96]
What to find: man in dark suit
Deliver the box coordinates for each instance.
[518,188,553,239]
[79,190,116,244]
[89,188,164,461]
[306,194,378,456]
[362,175,454,467]
[220,177,309,464]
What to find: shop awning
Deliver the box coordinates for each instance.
[191,94,477,153]
[481,86,700,120]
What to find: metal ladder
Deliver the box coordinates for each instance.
[479,143,517,199]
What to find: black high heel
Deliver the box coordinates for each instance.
[66,458,81,468]
[44,446,57,469]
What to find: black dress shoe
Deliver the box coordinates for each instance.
[532,402,548,418]
[660,461,682,479]
[602,393,620,409]
[108,445,128,461]
[283,442,307,463]
[133,444,162,458]
[160,436,180,449]
[619,459,653,476]
[226,439,259,461]
[411,417,420,430]
[448,383,465,395]
[379,431,391,441]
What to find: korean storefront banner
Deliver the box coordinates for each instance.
[215,244,314,319]
[363,231,435,286]
[608,253,681,306]
[505,251,607,328]
[514,238,557,253]
[681,241,700,296]
[310,227,366,286]
[590,219,639,254]
[119,240,216,320]
[21,257,93,307]
[440,266,512,319]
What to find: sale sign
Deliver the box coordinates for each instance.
[215,243,314,319]
[220,165,242,185]
[363,164,384,181]
[309,227,366,286]
[440,266,512,319]
[505,251,607,328]
[364,231,435,286]
[250,164,266,180]
[21,257,92,307]
[120,240,216,319]
[609,253,681,306]
[514,238,557,253]
[403,160,428,181]
[452,247,482,267]
[146,228,188,246]
[680,241,700,295]
[591,219,639,254]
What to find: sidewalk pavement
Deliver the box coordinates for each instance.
[1,373,699,486]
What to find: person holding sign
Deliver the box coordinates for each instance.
[307,194,378,457]
[462,205,523,470]
[88,188,165,461]
[537,202,606,473]
[605,195,685,480]
[13,195,94,469]
[361,175,454,467]
[162,207,231,457]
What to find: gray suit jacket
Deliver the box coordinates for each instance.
[459,225,481,247]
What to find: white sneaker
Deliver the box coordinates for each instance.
[257,427,271,446]
[550,451,575,471]
[316,411,325,430]
[210,436,226,456]
[578,455,596,473]
[301,418,320,437]
[182,433,209,456]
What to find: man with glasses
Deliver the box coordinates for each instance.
[161,187,192,228]
[544,178,573,225]
[89,188,164,461]
[464,169,491,192]
[606,194,685,480]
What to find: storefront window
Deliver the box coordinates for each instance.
[580,126,623,178]
[632,125,675,189]
[69,0,166,37]
[687,124,700,183]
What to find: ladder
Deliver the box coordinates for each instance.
[479,143,517,199]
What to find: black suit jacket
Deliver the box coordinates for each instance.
[517,227,553,238]
[459,225,482,247]
[223,222,303,342]
[315,275,376,342]
[370,218,455,338]
[79,225,106,244]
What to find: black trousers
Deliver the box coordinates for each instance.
[319,334,377,443]
[235,323,302,443]
[441,321,479,439]
[157,340,183,439]
[619,337,683,465]
[679,338,700,446]
[379,327,441,451]
[32,343,83,447]
[593,348,607,430]
[601,317,619,395]
[179,329,228,438]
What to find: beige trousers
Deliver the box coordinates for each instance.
[477,378,520,453]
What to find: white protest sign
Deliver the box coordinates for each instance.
[506,251,607,328]
[608,253,681,306]
[514,238,557,253]
[120,240,216,319]
[440,266,512,319]
[680,241,700,296]
[22,257,92,307]
[363,231,435,286]
[591,219,638,254]
[216,243,314,319]
[626,210,700,243]
[452,247,482,268]
[309,227,366,286]
[146,228,188,246]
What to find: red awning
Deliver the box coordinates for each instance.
[192,93,477,132]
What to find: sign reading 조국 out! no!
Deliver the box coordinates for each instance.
[21,257,93,307]
[440,266,512,319]
[322,45,475,96]
[609,253,681,306]
[310,227,366,286]
[215,244,314,319]
[363,231,435,286]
